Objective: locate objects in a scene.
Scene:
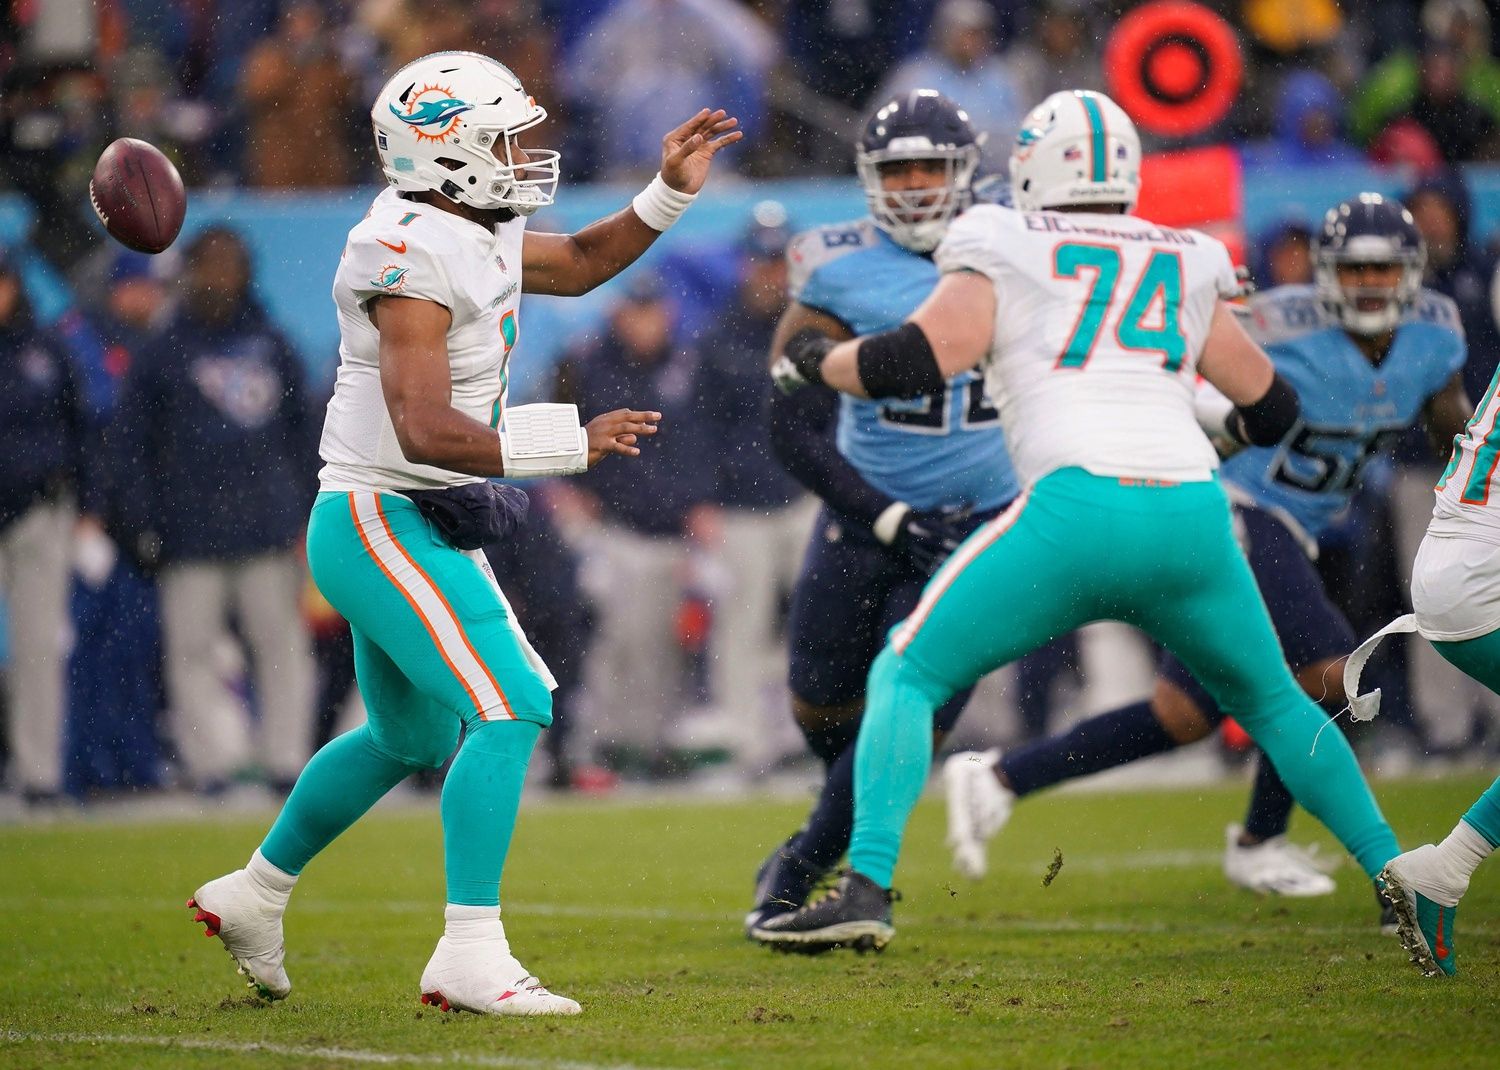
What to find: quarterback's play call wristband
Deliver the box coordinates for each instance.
[499,403,589,478]
[1104,0,1243,138]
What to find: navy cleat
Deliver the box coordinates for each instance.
[744,835,826,935]
[750,871,897,954]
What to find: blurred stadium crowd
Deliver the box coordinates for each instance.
[6,0,1500,810]
[13,0,1500,267]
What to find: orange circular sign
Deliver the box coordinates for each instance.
[1105,1,1243,138]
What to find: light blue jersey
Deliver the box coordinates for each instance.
[1223,284,1466,541]
[787,218,1018,511]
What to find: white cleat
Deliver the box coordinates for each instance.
[420,936,581,1017]
[943,748,1015,880]
[1222,824,1337,897]
[188,870,291,1000]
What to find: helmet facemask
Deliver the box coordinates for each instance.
[857,140,980,253]
[461,108,559,215]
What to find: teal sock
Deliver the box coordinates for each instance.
[260,725,418,875]
[442,719,540,907]
[848,647,953,888]
[1461,775,1500,848]
[1236,695,1400,879]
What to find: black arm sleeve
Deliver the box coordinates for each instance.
[768,384,895,527]
[1232,372,1301,446]
[856,322,947,399]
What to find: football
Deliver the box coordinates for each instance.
[88,138,187,254]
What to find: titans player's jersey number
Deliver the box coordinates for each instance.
[1271,424,1403,494]
[880,379,999,432]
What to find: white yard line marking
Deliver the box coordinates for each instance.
[1,1031,674,1070]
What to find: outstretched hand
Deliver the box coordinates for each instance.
[586,408,661,467]
[660,109,742,194]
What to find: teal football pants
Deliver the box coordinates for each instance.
[260,491,552,906]
[1432,631,1500,849]
[850,467,1401,887]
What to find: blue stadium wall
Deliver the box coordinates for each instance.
[6,164,1500,400]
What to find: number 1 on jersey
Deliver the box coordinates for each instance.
[1053,242,1185,372]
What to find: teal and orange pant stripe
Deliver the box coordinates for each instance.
[307,490,552,749]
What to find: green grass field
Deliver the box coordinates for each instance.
[2,776,1497,1069]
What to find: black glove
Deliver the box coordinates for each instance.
[771,328,836,394]
[891,505,973,577]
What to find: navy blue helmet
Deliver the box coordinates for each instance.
[1313,193,1426,335]
[856,89,982,253]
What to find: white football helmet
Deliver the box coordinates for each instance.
[1009,90,1141,214]
[371,51,559,215]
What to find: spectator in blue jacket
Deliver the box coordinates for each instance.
[565,0,776,179]
[63,251,173,798]
[1241,70,1365,170]
[1408,168,1500,400]
[690,209,814,774]
[552,273,716,775]
[875,0,1027,170]
[0,247,101,807]
[108,227,317,794]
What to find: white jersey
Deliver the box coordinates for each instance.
[933,204,1238,486]
[1431,363,1500,545]
[319,187,526,492]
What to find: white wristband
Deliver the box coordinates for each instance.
[631,173,696,232]
[499,403,589,479]
[872,502,911,546]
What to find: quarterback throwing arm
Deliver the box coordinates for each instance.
[362,106,741,481]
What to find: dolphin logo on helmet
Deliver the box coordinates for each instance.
[390,97,474,129]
